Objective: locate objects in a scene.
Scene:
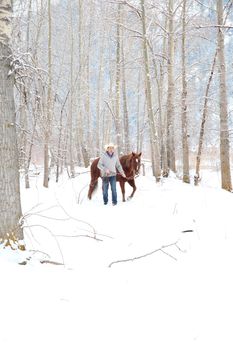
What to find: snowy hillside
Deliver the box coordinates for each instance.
[1,167,233,350]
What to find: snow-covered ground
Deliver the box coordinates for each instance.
[1,164,233,350]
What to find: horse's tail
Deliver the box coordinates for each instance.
[88,157,100,199]
[88,180,98,199]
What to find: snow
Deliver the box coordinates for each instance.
[1,165,233,350]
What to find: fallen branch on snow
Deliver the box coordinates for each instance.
[56,233,103,242]
[108,241,183,268]
[40,259,64,265]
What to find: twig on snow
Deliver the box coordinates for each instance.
[56,234,103,242]
[109,241,183,268]
[40,260,64,266]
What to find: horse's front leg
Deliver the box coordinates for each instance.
[119,180,126,202]
[127,179,136,199]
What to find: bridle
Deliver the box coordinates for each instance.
[120,155,141,180]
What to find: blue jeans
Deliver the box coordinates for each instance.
[102,176,117,205]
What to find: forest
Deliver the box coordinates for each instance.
[1,3,233,348]
[0,0,233,244]
[11,0,233,185]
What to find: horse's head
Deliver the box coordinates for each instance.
[131,152,142,175]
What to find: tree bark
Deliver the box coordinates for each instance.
[122,43,130,153]
[181,0,190,183]
[141,0,161,181]
[195,51,217,185]
[68,0,75,177]
[43,0,52,187]
[166,0,176,173]
[0,1,24,246]
[216,0,232,191]
[115,3,122,153]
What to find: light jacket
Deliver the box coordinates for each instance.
[97,152,125,178]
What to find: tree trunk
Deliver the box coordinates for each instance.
[115,3,122,153]
[43,0,52,187]
[82,2,93,167]
[68,0,75,177]
[75,0,83,166]
[166,0,176,173]
[122,43,130,153]
[181,0,190,183]
[95,25,105,156]
[0,1,24,247]
[194,51,217,185]
[160,17,168,176]
[136,70,142,153]
[141,0,161,181]
[216,0,232,191]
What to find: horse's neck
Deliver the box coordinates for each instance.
[123,160,134,175]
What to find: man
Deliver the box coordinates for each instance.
[97,143,126,205]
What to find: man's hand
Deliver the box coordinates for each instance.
[105,169,110,175]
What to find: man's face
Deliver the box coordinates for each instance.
[107,146,114,154]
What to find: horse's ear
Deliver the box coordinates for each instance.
[138,152,142,157]
[132,152,135,157]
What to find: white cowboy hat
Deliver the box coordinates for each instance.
[104,142,117,150]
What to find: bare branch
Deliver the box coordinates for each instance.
[195,24,233,29]
[108,241,183,268]
[108,19,142,36]
[55,233,103,242]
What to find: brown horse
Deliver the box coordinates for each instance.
[88,152,142,202]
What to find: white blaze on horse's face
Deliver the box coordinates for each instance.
[135,158,140,174]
